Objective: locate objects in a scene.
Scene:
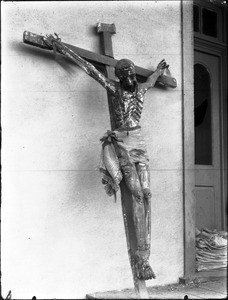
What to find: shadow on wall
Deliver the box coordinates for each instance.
[11,39,104,170]
[14,40,83,76]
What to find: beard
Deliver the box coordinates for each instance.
[122,80,137,92]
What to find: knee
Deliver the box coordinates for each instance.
[121,165,132,178]
[142,188,152,199]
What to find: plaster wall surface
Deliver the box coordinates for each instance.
[2,1,184,298]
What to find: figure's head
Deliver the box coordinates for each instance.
[115,59,137,91]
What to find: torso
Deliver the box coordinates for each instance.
[112,83,146,130]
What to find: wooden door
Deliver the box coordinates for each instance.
[194,50,223,230]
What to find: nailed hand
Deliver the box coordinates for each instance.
[43,33,66,55]
[156,59,169,75]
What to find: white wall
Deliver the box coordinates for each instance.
[2,1,184,298]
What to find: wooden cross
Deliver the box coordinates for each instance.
[23,23,177,299]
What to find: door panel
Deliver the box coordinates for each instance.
[194,51,222,230]
[195,187,215,229]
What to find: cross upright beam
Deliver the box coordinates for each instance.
[97,22,116,58]
[97,22,150,299]
[96,23,116,130]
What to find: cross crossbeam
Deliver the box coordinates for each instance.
[23,30,177,88]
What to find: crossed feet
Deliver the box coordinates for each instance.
[136,259,156,280]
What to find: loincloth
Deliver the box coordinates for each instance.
[99,128,149,197]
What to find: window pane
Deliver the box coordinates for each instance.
[194,5,200,32]
[194,64,212,165]
[202,8,217,38]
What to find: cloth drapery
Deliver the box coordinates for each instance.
[99,128,149,197]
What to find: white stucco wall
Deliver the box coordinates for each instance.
[2,1,184,298]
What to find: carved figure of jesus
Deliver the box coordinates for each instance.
[43,34,169,281]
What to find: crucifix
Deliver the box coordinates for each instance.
[23,23,177,299]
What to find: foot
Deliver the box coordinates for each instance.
[135,259,156,280]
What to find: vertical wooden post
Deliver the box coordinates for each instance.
[97,22,116,131]
[97,23,149,299]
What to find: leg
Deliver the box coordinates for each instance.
[121,161,155,280]
[113,143,155,279]
[120,181,150,298]
[135,163,155,280]
[136,163,152,200]
[136,163,152,246]
[119,157,144,203]
[132,195,155,280]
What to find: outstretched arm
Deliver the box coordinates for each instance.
[140,59,169,92]
[43,34,116,94]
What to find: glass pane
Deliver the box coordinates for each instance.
[202,8,217,38]
[194,64,212,165]
[194,5,200,32]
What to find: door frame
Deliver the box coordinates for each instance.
[182,0,227,278]
[194,38,227,231]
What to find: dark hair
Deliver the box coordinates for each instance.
[115,59,135,78]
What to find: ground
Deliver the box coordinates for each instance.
[86,276,227,299]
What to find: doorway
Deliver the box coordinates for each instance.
[182,0,227,279]
[194,50,224,231]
